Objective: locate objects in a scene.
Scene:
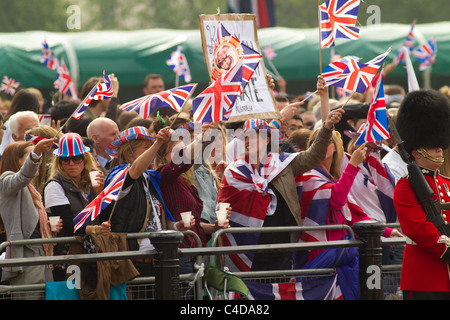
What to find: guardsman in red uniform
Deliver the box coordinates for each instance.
[393,89,450,300]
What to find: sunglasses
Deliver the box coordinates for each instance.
[59,155,84,165]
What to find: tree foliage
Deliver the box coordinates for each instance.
[0,0,447,32]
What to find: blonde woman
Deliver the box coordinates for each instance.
[43,133,108,281]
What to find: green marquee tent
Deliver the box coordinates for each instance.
[0,21,449,108]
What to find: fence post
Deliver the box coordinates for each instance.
[353,220,385,300]
[149,230,184,300]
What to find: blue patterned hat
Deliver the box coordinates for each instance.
[106,126,155,156]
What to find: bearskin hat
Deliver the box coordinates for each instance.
[396,89,450,156]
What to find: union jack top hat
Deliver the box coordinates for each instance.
[243,119,268,130]
[239,119,283,140]
[106,126,155,157]
[53,133,90,157]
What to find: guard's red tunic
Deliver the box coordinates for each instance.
[393,168,450,292]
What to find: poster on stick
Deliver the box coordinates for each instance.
[199,14,279,122]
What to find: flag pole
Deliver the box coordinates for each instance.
[267,59,281,79]
[338,91,356,109]
[318,0,323,73]
[53,81,100,138]
[108,198,119,223]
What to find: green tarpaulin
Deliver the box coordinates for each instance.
[0,22,449,104]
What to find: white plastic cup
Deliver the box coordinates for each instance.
[49,216,60,232]
[216,210,227,226]
[180,211,192,227]
[89,170,100,187]
[218,202,230,212]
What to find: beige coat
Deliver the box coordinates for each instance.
[271,125,333,226]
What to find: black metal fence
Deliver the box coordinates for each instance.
[0,220,404,300]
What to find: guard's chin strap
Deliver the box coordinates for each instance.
[417,147,445,164]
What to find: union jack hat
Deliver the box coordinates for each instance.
[106,126,155,157]
[238,119,283,141]
[243,119,268,130]
[53,133,90,157]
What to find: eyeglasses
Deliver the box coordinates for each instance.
[59,155,84,165]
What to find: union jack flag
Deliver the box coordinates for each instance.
[324,47,391,94]
[355,73,389,145]
[120,83,197,119]
[193,41,261,123]
[54,57,78,99]
[73,72,114,119]
[166,46,192,82]
[263,45,277,61]
[25,134,58,149]
[319,0,360,48]
[393,20,416,64]
[412,37,437,71]
[40,40,59,70]
[193,58,244,123]
[245,273,344,300]
[73,166,129,232]
[321,55,360,86]
[217,152,297,272]
[0,76,20,96]
[38,114,52,126]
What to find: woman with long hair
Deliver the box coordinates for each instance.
[0,138,58,297]
[25,125,61,194]
[153,121,231,273]
[43,133,108,280]
[101,126,181,277]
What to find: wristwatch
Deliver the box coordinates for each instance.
[30,151,41,161]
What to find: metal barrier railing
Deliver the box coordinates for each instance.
[0,230,204,300]
[0,221,405,300]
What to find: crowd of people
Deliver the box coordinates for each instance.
[0,66,449,300]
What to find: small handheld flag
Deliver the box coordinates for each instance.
[72,71,113,120]
[73,166,129,232]
[166,46,192,83]
[120,83,197,119]
[355,71,390,145]
[0,76,20,96]
[412,37,437,71]
[319,0,360,48]
[393,20,416,65]
[54,57,78,100]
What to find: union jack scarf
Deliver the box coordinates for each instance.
[217,152,298,272]
[295,166,367,262]
[341,152,397,223]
